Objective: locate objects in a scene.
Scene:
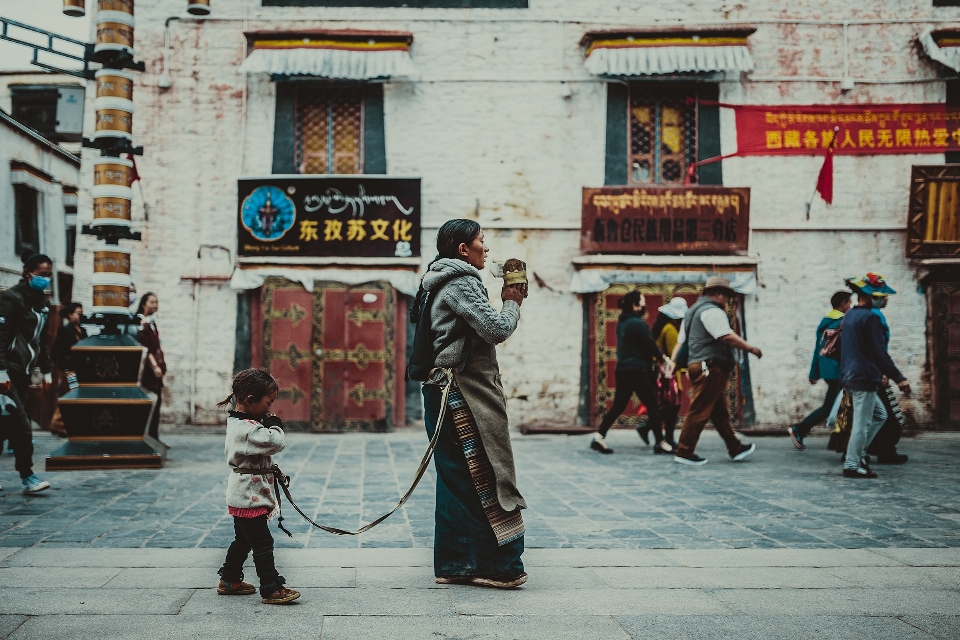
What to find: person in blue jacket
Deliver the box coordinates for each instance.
[788,290,851,450]
[838,273,911,479]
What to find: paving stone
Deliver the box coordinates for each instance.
[591,566,851,589]
[181,587,453,616]
[616,615,933,639]
[448,586,728,616]
[3,432,960,553]
[0,588,193,615]
[0,615,27,638]
[0,567,121,588]
[7,615,327,640]
[899,615,960,640]
[711,588,960,617]
[320,615,632,640]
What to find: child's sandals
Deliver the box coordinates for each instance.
[262,587,301,604]
[217,580,256,595]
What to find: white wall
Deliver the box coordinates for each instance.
[71,0,958,427]
[0,120,79,292]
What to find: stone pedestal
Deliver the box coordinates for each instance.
[45,333,165,470]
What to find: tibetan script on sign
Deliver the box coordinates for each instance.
[733,103,960,156]
[580,186,750,255]
[238,176,421,259]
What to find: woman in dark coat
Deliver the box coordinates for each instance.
[135,292,166,443]
[591,291,672,455]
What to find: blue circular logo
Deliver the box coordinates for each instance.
[240,186,296,242]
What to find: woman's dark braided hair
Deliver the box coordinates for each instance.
[217,368,279,408]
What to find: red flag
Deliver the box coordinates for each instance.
[126,153,141,183]
[815,148,833,204]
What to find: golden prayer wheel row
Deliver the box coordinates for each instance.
[93,248,132,275]
[91,273,134,315]
[93,185,132,227]
[94,157,134,188]
[65,0,207,17]
[95,11,135,57]
[94,97,133,140]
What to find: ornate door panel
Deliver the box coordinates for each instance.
[262,279,314,429]
[257,278,403,432]
[589,283,741,429]
[933,281,960,426]
[314,282,397,432]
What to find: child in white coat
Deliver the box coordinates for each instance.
[215,369,300,604]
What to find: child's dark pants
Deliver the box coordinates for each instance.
[219,515,285,597]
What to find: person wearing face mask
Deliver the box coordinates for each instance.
[590,290,672,456]
[135,292,166,445]
[0,251,54,492]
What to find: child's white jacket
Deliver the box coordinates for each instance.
[225,412,285,514]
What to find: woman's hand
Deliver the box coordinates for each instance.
[501,284,526,306]
[152,364,163,379]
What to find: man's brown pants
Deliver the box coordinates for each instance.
[676,363,742,457]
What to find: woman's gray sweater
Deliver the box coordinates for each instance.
[420,258,520,368]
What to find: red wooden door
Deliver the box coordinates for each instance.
[316,282,402,431]
[262,280,314,429]
[588,283,740,429]
[257,277,404,432]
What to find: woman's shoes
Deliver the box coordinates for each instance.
[653,441,674,455]
[590,433,613,454]
[471,573,528,589]
[436,574,528,589]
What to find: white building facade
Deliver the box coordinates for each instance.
[72,0,960,431]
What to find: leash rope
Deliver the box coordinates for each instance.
[234,368,454,537]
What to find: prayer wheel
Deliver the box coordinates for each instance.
[92,187,132,226]
[95,11,135,57]
[187,0,211,15]
[94,157,133,188]
[91,273,133,315]
[98,0,133,13]
[49,0,167,472]
[95,69,134,101]
[63,0,85,17]
[94,97,134,140]
[93,247,132,275]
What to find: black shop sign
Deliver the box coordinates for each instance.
[238,176,421,258]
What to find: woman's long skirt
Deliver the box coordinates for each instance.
[423,383,524,580]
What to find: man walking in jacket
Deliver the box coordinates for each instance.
[789,290,851,450]
[839,273,910,479]
[670,277,763,466]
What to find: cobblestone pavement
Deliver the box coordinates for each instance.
[0,429,958,550]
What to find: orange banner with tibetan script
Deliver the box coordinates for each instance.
[734,103,960,156]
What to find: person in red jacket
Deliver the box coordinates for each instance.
[135,292,166,445]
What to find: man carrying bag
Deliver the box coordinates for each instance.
[669,277,762,466]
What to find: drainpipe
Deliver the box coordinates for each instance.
[189,244,231,423]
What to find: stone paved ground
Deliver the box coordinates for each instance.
[0,429,958,550]
[1,429,959,638]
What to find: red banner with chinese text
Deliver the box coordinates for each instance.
[733,103,960,156]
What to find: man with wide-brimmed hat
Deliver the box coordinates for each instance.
[839,273,910,478]
[670,276,762,466]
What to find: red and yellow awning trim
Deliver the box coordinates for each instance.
[585,35,751,57]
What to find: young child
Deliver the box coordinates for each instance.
[216,369,300,605]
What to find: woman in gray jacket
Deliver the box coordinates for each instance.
[420,219,528,589]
